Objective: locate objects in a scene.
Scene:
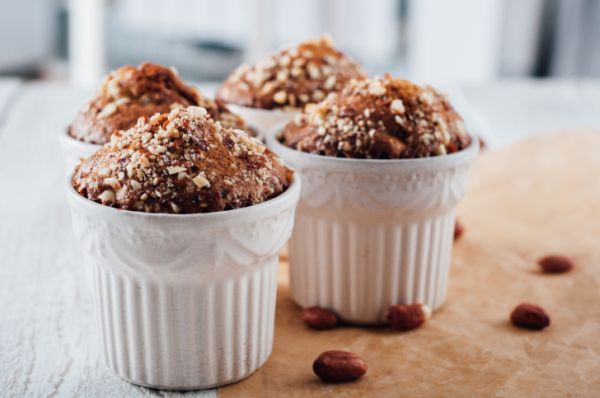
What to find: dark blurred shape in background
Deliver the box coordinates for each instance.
[1,0,599,87]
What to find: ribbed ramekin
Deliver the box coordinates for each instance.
[59,130,100,176]
[226,104,299,141]
[66,175,300,390]
[268,133,478,324]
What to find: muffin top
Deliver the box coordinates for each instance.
[68,63,248,144]
[72,106,292,214]
[280,75,472,159]
[216,36,365,110]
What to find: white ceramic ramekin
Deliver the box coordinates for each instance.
[226,104,299,141]
[268,132,478,324]
[66,175,300,390]
[59,130,101,175]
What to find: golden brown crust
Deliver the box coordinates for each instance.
[68,63,248,144]
[216,36,366,110]
[72,106,291,214]
[281,75,472,159]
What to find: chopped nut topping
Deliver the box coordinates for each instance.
[187,106,208,117]
[72,106,291,213]
[103,177,120,189]
[307,63,321,80]
[276,69,289,82]
[324,75,337,90]
[130,180,142,190]
[68,63,251,145]
[390,99,405,114]
[99,190,115,204]
[281,75,471,159]
[419,91,434,106]
[216,36,365,109]
[192,174,210,188]
[273,90,288,104]
[368,81,386,96]
[312,90,325,101]
[167,166,187,175]
[98,103,117,118]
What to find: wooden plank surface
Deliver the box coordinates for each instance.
[0,78,22,129]
[0,80,599,397]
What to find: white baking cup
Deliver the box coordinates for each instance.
[66,175,300,390]
[59,130,101,176]
[226,104,299,142]
[268,132,478,324]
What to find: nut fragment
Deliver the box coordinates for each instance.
[98,102,117,118]
[385,303,431,331]
[324,75,336,90]
[538,255,574,274]
[130,180,142,190]
[98,190,115,204]
[187,106,208,117]
[390,99,405,114]
[192,174,210,188]
[302,307,338,330]
[368,81,386,96]
[103,177,120,189]
[273,90,287,104]
[166,166,187,175]
[510,303,550,330]
[419,90,434,105]
[454,219,464,240]
[313,350,367,382]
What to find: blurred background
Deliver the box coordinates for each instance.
[0,0,599,146]
[3,0,600,85]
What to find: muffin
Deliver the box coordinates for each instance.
[67,106,300,389]
[61,63,249,173]
[281,75,471,158]
[267,75,478,324]
[216,35,366,137]
[73,106,291,213]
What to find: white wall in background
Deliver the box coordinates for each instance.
[407,0,503,83]
[325,0,400,70]
[69,0,107,88]
[116,0,252,44]
[0,0,55,71]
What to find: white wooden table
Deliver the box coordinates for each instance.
[0,79,598,397]
[0,78,21,124]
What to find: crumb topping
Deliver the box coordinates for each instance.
[216,36,366,110]
[281,75,471,159]
[68,63,249,145]
[72,106,291,213]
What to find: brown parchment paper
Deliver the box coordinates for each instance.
[220,131,600,397]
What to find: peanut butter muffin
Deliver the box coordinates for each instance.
[72,106,292,213]
[68,63,248,144]
[281,75,472,159]
[216,36,365,110]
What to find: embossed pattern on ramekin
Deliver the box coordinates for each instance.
[67,175,300,389]
[268,132,477,324]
